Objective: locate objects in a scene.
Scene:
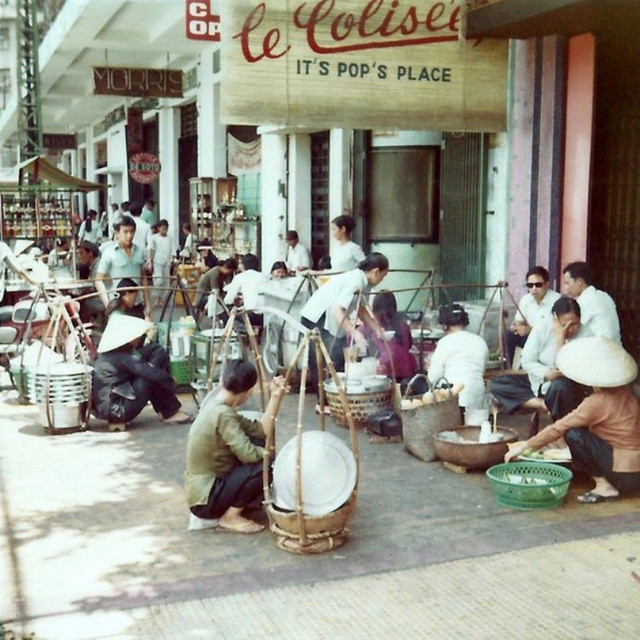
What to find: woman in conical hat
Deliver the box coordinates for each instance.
[92,314,190,431]
[506,337,640,503]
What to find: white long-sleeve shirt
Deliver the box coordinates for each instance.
[331,241,365,272]
[522,319,594,395]
[427,330,489,408]
[223,269,269,310]
[576,285,621,344]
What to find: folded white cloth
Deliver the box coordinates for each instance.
[188,513,219,531]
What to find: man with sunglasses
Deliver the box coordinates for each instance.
[507,266,560,366]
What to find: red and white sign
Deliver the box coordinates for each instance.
[186,0,220,41]
[129,152,161,184]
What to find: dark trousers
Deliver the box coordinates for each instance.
[565,428,640,495]
[505,331,527,368]
[301,315,346,396]
[110,343,181,422]
[191,462,266,520]
[489,374,589,420]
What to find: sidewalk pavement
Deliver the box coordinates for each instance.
[1,381,639,639]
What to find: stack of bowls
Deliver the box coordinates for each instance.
[31,362,92,431]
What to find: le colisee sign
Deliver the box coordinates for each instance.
[220,1,508,132]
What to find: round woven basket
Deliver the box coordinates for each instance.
[325,388,393,428]
[266,498,354,554]
[486,462,573,510]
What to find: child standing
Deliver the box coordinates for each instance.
[148,219,174,308]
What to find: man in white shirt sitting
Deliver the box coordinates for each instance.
[507,266,561,366]
[285,230,311,273]
[562,261,621,344]
[490,296,593,421]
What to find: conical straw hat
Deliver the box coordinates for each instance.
[556,337,637,387]
[97,315,152,353]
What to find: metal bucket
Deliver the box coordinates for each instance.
[37,401,87,431]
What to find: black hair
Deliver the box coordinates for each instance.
[222,257,238,271]
[144,198,155,207]
[111,203,119,210]
[438,303,470,328]
[372,290,407,338]
[358,252,389,273]
[270,260,287,274]
[222,360,258,393]
[241,253,260,271]
[157,219,169,228]
[121,201,131,212]
[317,255,332,270]
[331,214,356,234]
[183,223,191,232]
[552,296,581,318]
[114,215,136,231]
[79,240,99,257]
[562,261,592,285]
[84,209,97,233]
[286,230,299,241]
[106,278,139,316]
[526,266,550,282]
[129,202,143,217]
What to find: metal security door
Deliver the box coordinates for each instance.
[310,131,330,268]
[439,133,487,302]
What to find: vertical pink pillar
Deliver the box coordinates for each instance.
[561,34,595,268]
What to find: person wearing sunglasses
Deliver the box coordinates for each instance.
[506,266,560,367]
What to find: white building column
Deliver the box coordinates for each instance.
[260,132,288,270]
[197,54,226,178]
[329,128,352,254]
[158,106,181,246]
[287,133,311,248]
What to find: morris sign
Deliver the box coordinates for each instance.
[221,1,508,131]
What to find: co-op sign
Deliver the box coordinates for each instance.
[220,0,509,132]
[186,0,220,41]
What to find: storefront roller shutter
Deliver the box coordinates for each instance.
[439,132,487,302]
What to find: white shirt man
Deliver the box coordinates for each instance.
[223,269,268,310]
[285,231,311,272]
[562,261,621,344]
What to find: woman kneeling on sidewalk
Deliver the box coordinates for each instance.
[506,337,640,503]
[92,314,191,431]
[185,361,289,534]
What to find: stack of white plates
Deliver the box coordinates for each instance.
[272,431,357,516]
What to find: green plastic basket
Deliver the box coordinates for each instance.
[170,358,193,386]
[486,461,573,510]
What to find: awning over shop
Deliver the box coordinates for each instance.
[14,156,105,192]
[467,0,638,40]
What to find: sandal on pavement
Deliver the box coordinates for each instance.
[163,412,192,425]
[108,422,127,432]
[577,491,619,504]
[315,404,331,415]
[217,520,265,534]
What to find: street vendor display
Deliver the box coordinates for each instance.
[300,252,389,412]
[505,337,640,503]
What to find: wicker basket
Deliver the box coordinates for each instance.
[325,388,393,429]
[266,497,355,554]
[398,374,461,462]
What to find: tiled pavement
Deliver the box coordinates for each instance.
[1,382,639,639]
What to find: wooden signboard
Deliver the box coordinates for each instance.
[220,1,509,132]
[93,67,183,99]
